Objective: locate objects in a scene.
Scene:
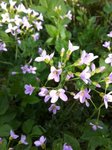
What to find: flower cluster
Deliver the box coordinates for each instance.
[23,38,112,112]
[0,0,43,43]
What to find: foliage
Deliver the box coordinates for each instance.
[0,0,112,149]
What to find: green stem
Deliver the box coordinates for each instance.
[30,0,33,5]
[0,61,13,66]
[90,99,97,109]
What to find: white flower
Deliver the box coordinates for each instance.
[68,40,79,52]
[5,23,18,35]
[0,2,7,10]
[9,0,16,7]
[65,10,72,20]
[16,3,27,13]
[48,66,62,82]
[35,50,54,63]
[105,54,112,66]
[1,13,10,23]
[103,92,112,109]
[38,13,44,21]
[107,31,112,38]
[34,21,43,31]
[50,89,68,103]
[22,16,32,29]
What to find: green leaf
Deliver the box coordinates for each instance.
[22,119,35,134]
[0,110,16,125]
[0,92,9,115]
[52,139,63,150]
[31,125,43,137]
[0,124,11,136]
[64,134,80,150]
[45,25,58,37]
[87,136,109,150]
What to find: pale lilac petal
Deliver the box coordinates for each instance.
[40,136,46,143]
[35,57,44,62]
[44,95,50,102]
[50,90,57,97]
[51,95,59,103]
[48,73,54,80]
[59,93,68,101]
[54,74,60,82]
[34,141,41,146]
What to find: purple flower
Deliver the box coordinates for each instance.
[79,50,98,65]
[38,87,50,102]
[48,66,62,82]
[102,41,110,49]
[103,92,112,109]
[21,65,29,74]
[34,21,43,31]
[10,130,19,139]
[74,89,91,107]
[32,33,39,41]
[63,143,73,150]
[28,66,37,74]
[66,72,74,80]
[48,104,60,114]
[19,135,28,145]
[24,84,35,95]
[105,54,112,66]
[34,136,46,147]
[0,41,7,51]
[0,137,2,143]
[107,31,112,38]
[80,66,91,84]
[90,122,103,131]
[50,89,68,103]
